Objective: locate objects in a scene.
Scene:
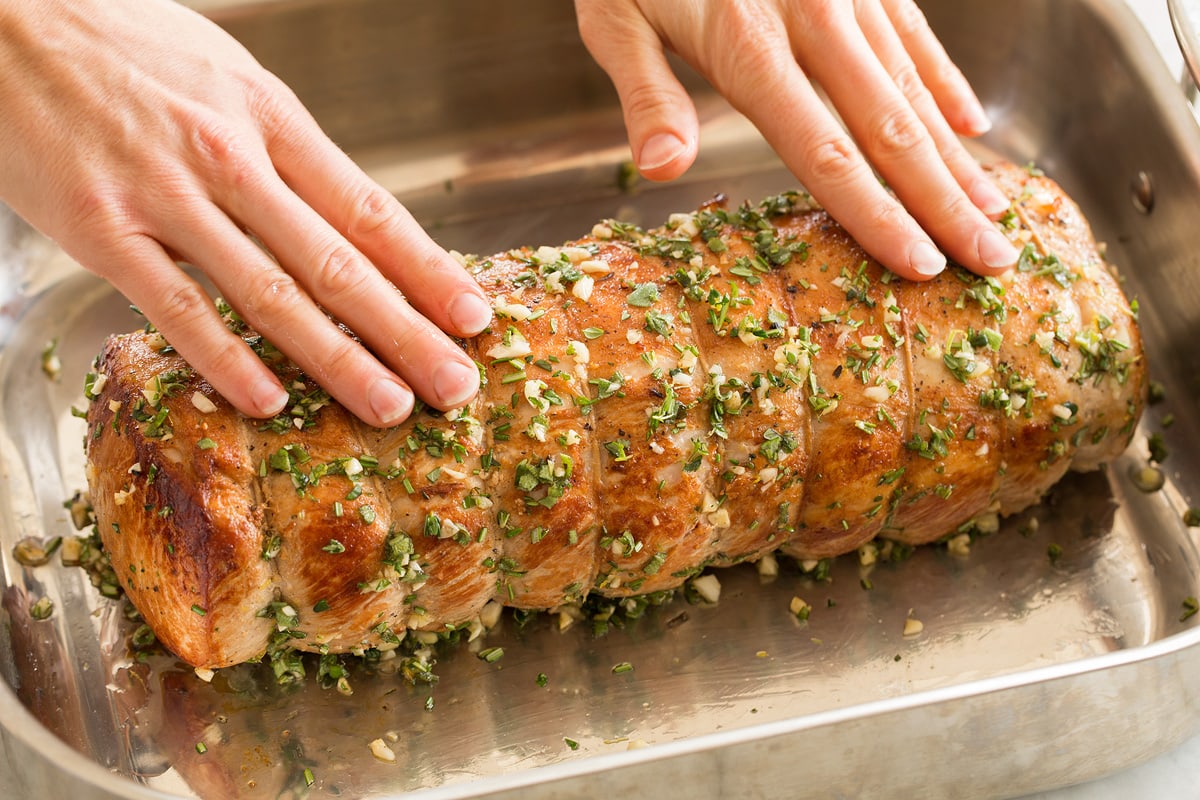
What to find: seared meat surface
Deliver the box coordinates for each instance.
[84,162,1145,669]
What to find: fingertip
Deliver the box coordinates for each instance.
[431,359,480,409]
[969,176,1012,218]
[908,239,947,279]
[447,289,493,336]
[954,97,992,138]
[636,131,696,181]
[978,227,1020,271]
[249,376,289,418]
[367,378,415,427]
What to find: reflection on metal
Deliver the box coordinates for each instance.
[1170,0,1200,101]
[1132,170,1156,214]
[2,0,1200,798]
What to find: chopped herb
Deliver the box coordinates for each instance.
[604,439,632,462]
[1182,596,1199,622]
[261,533,282,560]
[1148,380,1166,404]
[643,550,668,575]
[29,596,53,620]
[1147,433,1168,464]
[478,647,504,663]
[611,661,634,674]
[644,308,675,337]
[322,539,346,554]
[759,429,798,462]
[626,283,661,307]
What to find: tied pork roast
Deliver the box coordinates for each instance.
[83,162,1146,670]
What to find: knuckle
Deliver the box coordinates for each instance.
[867,107,926,161]
[62,183,134,248]
[619,80,685,122]
[718,47,788,106]
[711,7,787,91]
[323,333,364,374]
[803,0,841,32]
[870,199,912,232]
[370,299,426,356]
[159,280,215,326]
[345,184,404,241]
[422,248,460,280]
[243,271,305,321]
[317,333,384,393]
[889,0,931,40]
[890,63,927,102]
[187,114,264,191]
[242,70,308,134]
[198,332,253,382]
[240,69,290,115]
[803,135,862,185]
[310,242,369,299]
[935,192,978,224]
[394,316,426,354]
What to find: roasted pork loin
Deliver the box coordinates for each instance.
[84,162,1146,669]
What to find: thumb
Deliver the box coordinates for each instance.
[576,0,699,181]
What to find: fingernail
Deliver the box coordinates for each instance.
[963,99,993,136]
[980,228,1020,269]
[910,240,947,277]
[638,132,687,172]
[433,360,479,408]
[971,178,1011,217]
[252,378,288,417]
[448,291,493,335]
[368,379,414,426]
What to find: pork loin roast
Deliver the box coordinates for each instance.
[83,162,1146,669]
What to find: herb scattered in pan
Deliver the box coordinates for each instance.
[41,338,61,381]
[29,596,53,620]
[1181,596,1199,622]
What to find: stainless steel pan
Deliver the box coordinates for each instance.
[2,1,1198,796]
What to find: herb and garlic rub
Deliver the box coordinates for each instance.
[84,161,1146,669]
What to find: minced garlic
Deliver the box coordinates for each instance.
[691,574,721,604]
[369,738,397,763]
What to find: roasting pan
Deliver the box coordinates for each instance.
[2,0,1199,797]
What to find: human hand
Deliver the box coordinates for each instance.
[0,0,492,427]
[575,0,1019,280]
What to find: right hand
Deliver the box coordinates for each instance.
[576,0,1020,282]
[0,0,492,427]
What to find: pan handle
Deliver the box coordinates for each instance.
[1169,0,1200,105]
